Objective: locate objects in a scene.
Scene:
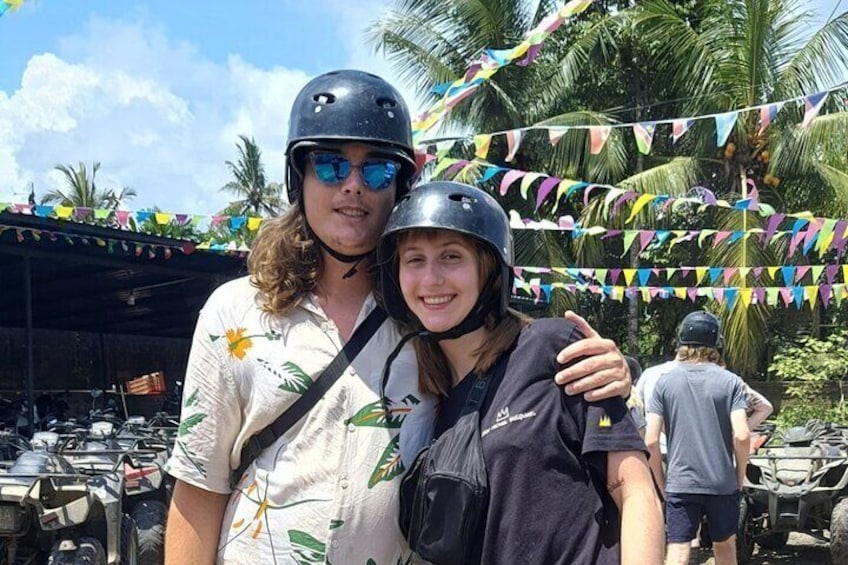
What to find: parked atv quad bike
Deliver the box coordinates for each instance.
[61,419,169,565]
[0,431,138,564]
[739,420,848,563]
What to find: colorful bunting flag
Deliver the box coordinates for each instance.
[671,119,695,143]
[589,126,612,155]
[505,129,523,161]
[802,91,828,127]
[714,111,738,146]
[633,122,657,155]
[758,102,784,134]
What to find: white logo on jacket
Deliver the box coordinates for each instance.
[482,406,537,437]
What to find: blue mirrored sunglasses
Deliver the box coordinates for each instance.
[308,151,400,191]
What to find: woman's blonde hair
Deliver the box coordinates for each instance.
[247,207,319,317]
[389,229,529,396]
[675,345,725,367]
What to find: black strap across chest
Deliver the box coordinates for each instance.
[229,306,388,489]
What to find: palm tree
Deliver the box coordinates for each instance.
[221,135,286,217]
[373,0,848,376]
[570,0,848,375]
[41,162,136,209]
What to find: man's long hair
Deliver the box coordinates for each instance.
[675,345,726,367]
[247,208,319,317]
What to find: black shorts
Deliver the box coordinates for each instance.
[665,492,740,543]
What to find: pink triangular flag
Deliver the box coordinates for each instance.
[589,126,612,155]
[671,119,694,143]
[505,129,523,161]
[499,170,525,196]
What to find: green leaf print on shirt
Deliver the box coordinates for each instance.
[184,387,200,408]
[256,359,313,394]
[367,434,405,489]
[178,413,207,436]
[288,530,325,565]
[345,394,420,429]
[329,520,344,530]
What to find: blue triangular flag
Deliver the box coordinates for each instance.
[714,111,738,146]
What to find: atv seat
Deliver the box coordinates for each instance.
[9,451,76,475]
[772,445,827,484]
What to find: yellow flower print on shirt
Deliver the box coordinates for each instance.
[225,328,253,360]
[210,329,281,361]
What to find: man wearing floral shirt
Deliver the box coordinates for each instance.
[164,70,632,565]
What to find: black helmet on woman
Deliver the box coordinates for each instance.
[377,180,514,340]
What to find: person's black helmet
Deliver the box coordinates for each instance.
[377,181,514,327]
[677,311,724,349]
[285,70,417,204]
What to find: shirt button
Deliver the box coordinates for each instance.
[347,423,356,433]
[331,540,339,549]
[347,367,356,376]
[340,478,349,489]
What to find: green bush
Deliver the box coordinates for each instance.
[769,330,848,428]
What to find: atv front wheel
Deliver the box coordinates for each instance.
[831,497,848,563]
[736,497,755,563]
[757,530,788,550]
[47,536,106,565]
[131,500,167,564]
[121,513,139,565]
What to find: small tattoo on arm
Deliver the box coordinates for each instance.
[607,478,625,494]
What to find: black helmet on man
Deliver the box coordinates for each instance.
[285,70,417,204]
[377,181,513,340]
[677,310,724,349]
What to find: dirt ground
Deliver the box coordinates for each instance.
[697,533,833,564]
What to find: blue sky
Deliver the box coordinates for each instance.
[0,0,845,214]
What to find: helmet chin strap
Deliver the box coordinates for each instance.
[304,215,374,279]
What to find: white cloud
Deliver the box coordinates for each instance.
[0,16,310,214]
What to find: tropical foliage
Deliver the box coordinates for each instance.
[371,0,848,377]
[769,330,848,426]
[220,135,286,218]
[41,162,136,210]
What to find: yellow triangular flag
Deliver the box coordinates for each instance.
[55,206,73,219]
[473,134,492,159]
[695,267,708,285]
[155,213,172,225]
[674,287,687,300]
[623,269,637,286]
[626,193,656,223]
[740,288,753,308]
[247,217,263,231]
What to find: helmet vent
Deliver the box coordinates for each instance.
[448,193,476,204]
[313,93,336,105]
[376,97,397,109]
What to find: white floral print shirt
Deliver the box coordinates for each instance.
[165,277,435,565]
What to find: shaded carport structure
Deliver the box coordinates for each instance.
[0,211,245,432]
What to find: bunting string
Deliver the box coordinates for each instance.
[509,211,848,260]
[419,81,847,153]
[515,264,848,288]
[0,223,206,259]
[0,202,266,233]
[431,155,848,233]
[410,0,594,141]
[512,276,848,311]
